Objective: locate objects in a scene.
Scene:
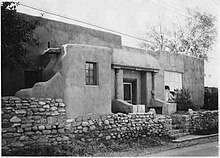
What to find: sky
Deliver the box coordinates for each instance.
[13,0,220,87]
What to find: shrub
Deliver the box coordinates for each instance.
[203,87,218,110]
[175,89,194,111]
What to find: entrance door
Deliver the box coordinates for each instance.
[123,79,137,104]
[123,82,132,103]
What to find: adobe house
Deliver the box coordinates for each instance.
[3,13,204,119]
[15,43,204,118]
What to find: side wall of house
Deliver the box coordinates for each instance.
[152,51,204,108]
[62,45,112,118]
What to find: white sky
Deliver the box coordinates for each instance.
[11,0,220,87]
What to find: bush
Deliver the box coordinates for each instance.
[190,110,218,135]
[175,89,194,111]
[203,87,218,110]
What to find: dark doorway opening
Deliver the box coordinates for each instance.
[123,78,137,104]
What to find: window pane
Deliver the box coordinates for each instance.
[86,70,89,77]
[90,64,93,71]
[90,76,93,84]
[86,63,90,70]
[164,71,182,91]
[90,70,94,77]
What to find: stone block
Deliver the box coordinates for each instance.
[58,129,65,133]
[58,108,65,112]
[15,109,27,114]
[25,132,34,135]
[59,103,65,107]
[105,135,111,140]
[55,98,63,103]
[62,136,69,141]
[82,121,89,127]
[51,111,59,116]
[104,120,110,125]
[32,126,38,131]
[39,108,45,112]
[24,127,32,131]
[50,107,58,111]
[83,127,89,133]
[38,125,45,131]
[21,123,32,128]
[38,101,46,105]
[46,125,52,130]
[43,105,50,109]
[43,130,51,135]
[90,125,96,131]
[17,127,23,133]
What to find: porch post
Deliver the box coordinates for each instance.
[151,72,156,100]
[115,68,123,99]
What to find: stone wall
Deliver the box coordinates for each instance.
[2,97,172,153]
[189,110,218,134]
[171,110,218,134]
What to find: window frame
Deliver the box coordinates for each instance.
[85,61,98,85]
[164,71,183,91]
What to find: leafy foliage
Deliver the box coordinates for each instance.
[175,88,194,111]
[1,2,39,70]
[203,87,218,110]
[140,8,217,60]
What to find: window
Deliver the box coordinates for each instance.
[164,71,182,91]
[85,62,98,85]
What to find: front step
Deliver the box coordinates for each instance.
[171,133,218,143]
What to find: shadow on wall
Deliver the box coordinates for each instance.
[15,72,63,99]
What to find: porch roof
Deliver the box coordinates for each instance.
[112,48,160,72]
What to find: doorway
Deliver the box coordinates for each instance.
[123,78,137,104]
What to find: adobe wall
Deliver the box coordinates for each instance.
[16,44,113,118]
[122,46,204,108]
[2,12,122,96]
[62,44,113,118]
[153,52,204,108]
[2,96,172,154]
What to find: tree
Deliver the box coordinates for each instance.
[140,9,217,60]
[1,2,39,70]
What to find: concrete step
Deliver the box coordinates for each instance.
[171,133,218,143]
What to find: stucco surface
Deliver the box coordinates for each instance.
[2,12,122,96]
[62,44,112,118]
[113,48,159,70]
[15,71,63,99]
[15,44,113,118]
[122,46,204,108]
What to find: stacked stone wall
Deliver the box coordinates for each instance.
[2,97,172,153]
[189,110,218,134]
